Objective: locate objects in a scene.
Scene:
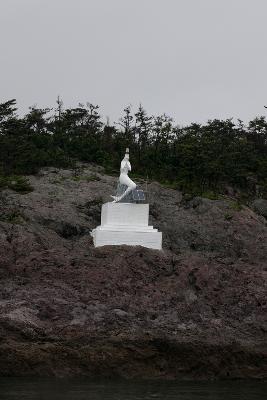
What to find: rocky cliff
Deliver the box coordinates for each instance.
[0,165,266,379]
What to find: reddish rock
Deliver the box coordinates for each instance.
[0,166,266,379]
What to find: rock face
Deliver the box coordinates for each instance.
[0,165,266,379]
[252,199,267,219]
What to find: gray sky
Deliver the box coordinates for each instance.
[1,0,267,125]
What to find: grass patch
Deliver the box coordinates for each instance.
[0,210,26,224]
[224,213,233,221]
[0,175,33,194]
[72,174,101,182]
[201,190,220,200]
[229,201,243,211]
[159,180,179,190]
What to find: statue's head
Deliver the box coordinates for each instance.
[124,148,129,160]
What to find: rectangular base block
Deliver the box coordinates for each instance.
[101,202,149,226]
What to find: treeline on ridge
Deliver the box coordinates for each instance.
[0,99,266,199]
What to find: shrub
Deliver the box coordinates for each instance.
[0,210,26,224]
[229,201,243,211]
[7,176,33,193]
[0,175,33,194]
[201,190,219,200]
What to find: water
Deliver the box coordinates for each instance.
[0,378,267,400]
[0,379,266,400]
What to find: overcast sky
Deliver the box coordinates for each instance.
[1,0,267,125]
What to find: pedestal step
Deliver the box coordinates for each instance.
[96,225,155,232]
[92,228,162,250]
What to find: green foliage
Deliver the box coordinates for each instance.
[0,176,8,189]
[0,98,266,200]
[229,201,243,212]
[157,179,179,190]
[8,176,33,193]
[0,210,25,224]
[201,191,220,200]
[0,175,33,193]
[72,174,100,182]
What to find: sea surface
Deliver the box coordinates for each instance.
[0,379,266,400]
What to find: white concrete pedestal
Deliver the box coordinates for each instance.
[91,202,162,250]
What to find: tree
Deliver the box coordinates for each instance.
[134,105,153,165]
[118,105,134,143]
[0,99,17,126]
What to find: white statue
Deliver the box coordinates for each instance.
[92,147,162,249]
[111,148,137,202]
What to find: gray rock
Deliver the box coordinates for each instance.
[252,199,267,218]
[0,164,266,380]
[112,309,129,317]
